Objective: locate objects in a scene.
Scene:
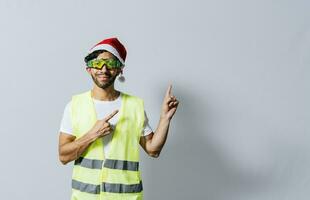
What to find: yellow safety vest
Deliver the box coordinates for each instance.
[70,90,145,200]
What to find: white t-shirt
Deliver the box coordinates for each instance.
[59,92,153,157]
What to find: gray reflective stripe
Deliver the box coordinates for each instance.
[103,159,139,171]
[72,179,100,194]
[102,181,143,193]
[74,157,103,169]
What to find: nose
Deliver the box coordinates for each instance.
[99,64,108,72]
[97,65,112,76]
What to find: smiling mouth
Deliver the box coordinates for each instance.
[97,75,110,78]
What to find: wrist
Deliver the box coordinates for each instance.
[159,116,171,124]
[87,131,100,141]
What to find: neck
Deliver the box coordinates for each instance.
[91,84,120,101]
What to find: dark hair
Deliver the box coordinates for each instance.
[84,50,120,64]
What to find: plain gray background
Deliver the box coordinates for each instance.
[0,0,309,199]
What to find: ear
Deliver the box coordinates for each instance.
[86,67,92,74]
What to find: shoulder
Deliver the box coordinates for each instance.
[64,100,72,110]
[121,92,145,113]
[122,92,144,107]
[121,92,144,103]
[70,90,92,106]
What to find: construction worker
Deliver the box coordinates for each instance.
[58,37,179,200]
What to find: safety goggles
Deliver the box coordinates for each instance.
[87,58,123,70]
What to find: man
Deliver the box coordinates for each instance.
[58,37,179,200]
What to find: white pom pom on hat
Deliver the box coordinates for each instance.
[88,37,127,65]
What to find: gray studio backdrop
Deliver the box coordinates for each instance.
[0,0,309,199]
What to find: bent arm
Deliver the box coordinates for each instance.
[140,118,171,158]
[58,131,99,165]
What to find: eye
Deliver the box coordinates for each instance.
[107,60,114,64]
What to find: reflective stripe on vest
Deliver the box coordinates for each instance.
[74,157,103,169]
[74,158,139,171]
[102,181,143,193]
[72,179,143,194]
[104,159,139,171]
[72,179,100,194]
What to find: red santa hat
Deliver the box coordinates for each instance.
[88,37,127,65]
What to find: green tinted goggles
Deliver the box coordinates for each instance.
[87,58,123,70]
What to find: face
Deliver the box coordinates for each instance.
[86,51,123,89]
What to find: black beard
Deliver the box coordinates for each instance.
[91,74,117,89]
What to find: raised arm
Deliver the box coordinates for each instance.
[140,85,179,158]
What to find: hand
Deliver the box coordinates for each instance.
[89,110,119,138]
[160,84,179,120]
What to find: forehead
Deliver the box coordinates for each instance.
[97,51,115,59]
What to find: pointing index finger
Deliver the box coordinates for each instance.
[103,110,119,122]
[166,84,172,98]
